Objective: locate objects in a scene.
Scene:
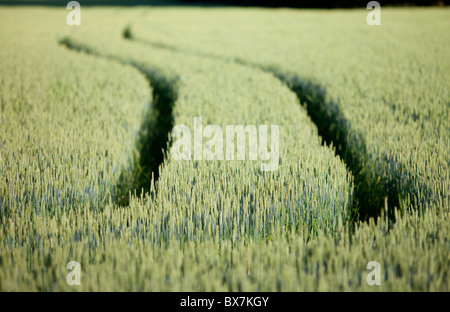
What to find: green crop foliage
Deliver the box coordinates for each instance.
[0,8,151,218]
[0,7,448,291]
[131,7,450,219]
[58,8,353,240]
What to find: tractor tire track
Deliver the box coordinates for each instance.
[59,37,178,206]
[124,27,434,222]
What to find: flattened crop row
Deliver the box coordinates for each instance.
[131,8,450,218]
[61,9,352,242]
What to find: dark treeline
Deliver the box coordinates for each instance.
[0,0,447,6]
[182,0,448,7]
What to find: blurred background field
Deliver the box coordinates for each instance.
[0,0,448,7]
